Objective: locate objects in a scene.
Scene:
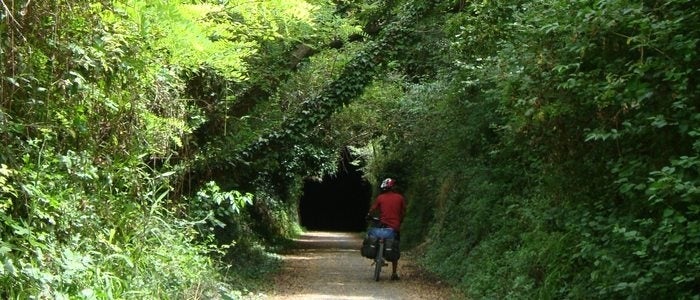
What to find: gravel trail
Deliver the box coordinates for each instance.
[256,231,461,300]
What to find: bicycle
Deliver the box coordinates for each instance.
[363,217,396,281]
[373,237,386,281]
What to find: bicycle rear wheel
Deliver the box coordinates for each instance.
[373,242,384,281]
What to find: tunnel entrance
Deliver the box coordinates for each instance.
[299,148,372,232]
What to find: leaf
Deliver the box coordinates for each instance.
[668,234,684,244]
[663,208,674,218]
[0,244,11,255]
[80,289,96,299]
[4,77,19,87]
[105,254,134,268]
[156,171,176,178]
[649,115,668,128]
[3,259,16,276]
[0,164,13,176]
[12,224,30,236]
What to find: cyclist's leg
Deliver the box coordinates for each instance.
[391,231,400,280]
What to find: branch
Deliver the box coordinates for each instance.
[233,2,431,167]
[0,0,21,28]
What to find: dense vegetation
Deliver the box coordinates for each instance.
[0,0,356,297]
[379,0,700,298]
[2,0,698,299]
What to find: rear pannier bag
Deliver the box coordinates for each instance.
[383,238,400,262]
[361,236,378,258]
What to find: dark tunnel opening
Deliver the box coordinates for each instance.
[299,148,372,232]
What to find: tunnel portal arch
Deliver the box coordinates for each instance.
[299,148,372,232]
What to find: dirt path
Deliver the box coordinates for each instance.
[252,231,461,300]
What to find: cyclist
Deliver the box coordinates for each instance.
[367,178,406,280]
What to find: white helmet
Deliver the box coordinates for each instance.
[380,178,396,190]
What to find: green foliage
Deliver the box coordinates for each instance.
[1,0,347,297]
[191,181,253,229]
[353,0,700,298]
[0,135,238,298]
[233,0,430,178]
[5,0,697,298]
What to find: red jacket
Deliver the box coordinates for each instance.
[370,191,406,231]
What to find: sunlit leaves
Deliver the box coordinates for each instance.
[0,0,256,297]
[193,181,253,228]
[0,164,17,206]
[114,0,254,81]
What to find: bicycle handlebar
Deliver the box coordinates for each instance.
[366,216,383,228]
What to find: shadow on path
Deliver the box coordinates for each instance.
[259,231,460,300]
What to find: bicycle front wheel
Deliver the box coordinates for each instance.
[373,242,384,281]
